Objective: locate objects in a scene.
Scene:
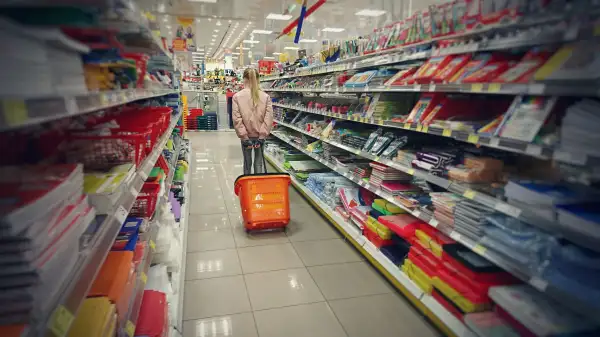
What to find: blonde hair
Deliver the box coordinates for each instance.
[243,68,260,106]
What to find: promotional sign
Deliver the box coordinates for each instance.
[172,17,195,51]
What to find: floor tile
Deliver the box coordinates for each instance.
[329,294,440,337]
[308,262,393,300]
[254,302,346,337]
[285,218,341,242]
[232,225,290,248]
[182,313,258,337]
[185,249,242,280]
[187,229,236,252]
[188,213,231,232]
[183,276,251,320]
[237,243,303,274]
[292,239,363,266]
[244,268,324,310]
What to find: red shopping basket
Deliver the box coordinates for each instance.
[234,173,291,231]
[131,182,161,217]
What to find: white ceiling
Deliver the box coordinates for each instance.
[140,0,441,65]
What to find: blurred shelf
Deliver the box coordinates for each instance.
[42,112,180,337]
[0,88,177,132]
[272,120,600,253]
[269,130,600,321]
[264,82,599,97]
[264,151,476,337]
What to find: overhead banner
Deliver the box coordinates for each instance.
[173,17,195,51]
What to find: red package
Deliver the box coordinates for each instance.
[495,50,552,83]
[378,214,422,242]
[412,56,454,84]
[407,93,446,123]
[433,55,471,83]
[363,225,393,248]
[462,61,512,83]
[135,290,168,337]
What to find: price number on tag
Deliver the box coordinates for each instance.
[115,205,128,224]
[49,305,74,337]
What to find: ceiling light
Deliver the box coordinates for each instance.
[216,21,222,26]
[243,40,260,44]
[193,52,205,55]
[165,25,171,29]
[211,39,216,42]
[188,0,217,2]
[272,52,282,55]
[263,56,275,60]
[266,13,293,20]
[214,29,219,32]
[284,46,299,50]
[212,34,217,37]
[252,29,272,34]
[299,39,318,43]
[210,42,215,45]
[323,27,345,32]
[157,3,165,12]
[355,9,386,17]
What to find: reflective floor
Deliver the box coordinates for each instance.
[183,132,440,337]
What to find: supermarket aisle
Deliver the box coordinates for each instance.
[182,132,440,337]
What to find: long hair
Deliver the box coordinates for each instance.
[243,68,260,106]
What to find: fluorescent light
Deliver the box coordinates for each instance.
[193,52,205,55]
[232,52,240,55]
[188,0,217,2]
[263,56,275,60]
[212,34,217,37]
[323,27,345,32]
[355,9,386,17]
[284,46,299,50]
[216,21,222,26]
[214,29,219,32]
[299,39,317,43]
[252,29,272,34]
[272,52,282,55]
[266,13,293,20]
[232,56,238,59]
[243,40,260,44]
[157,3,165,12]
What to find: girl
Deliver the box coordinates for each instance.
[232,68,274,174]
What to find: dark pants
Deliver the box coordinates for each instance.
[241,139,265,175]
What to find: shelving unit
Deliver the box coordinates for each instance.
[268,130,600,319]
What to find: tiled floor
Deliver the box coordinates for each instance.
[182,132,441,337]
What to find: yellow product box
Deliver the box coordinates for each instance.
[402,259,434,294]
[68,297,115,337]
[432,277,489,313]
[366,216,392,240]
[415,230,443,258]
[84,163,135,214]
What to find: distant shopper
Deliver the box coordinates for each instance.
[232,68,274,174]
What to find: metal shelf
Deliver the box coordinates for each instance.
[269,130,600,321]
[264,150,476,337]
[42,112,181,337]
[0,89,177,132]
[274,102,599,165]
[272,120,600,253]
[264,82,599,97]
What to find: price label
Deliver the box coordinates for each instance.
[125,321,136,337]
[526,144,543,157]
[421,125,429,133]
[463,189,476,199]
[413,84,422,91]
[530,277,548,292]
[378,120,384,126]
[149,240,156,251]
[429,84,436,92]
[495,203,522,218]
[442,129,452,137]
[488,83,501,93]
[49,305,74,337]
[471,84,483,92]
[385,86,391,91]
[130,186,139,198]
[115,205,128,224]
[374,156,380,162]
[489,138,500,147]
[450,231,462,241]
[473,244,487,255]
[403,123,411,129]
[407,169,415,175]
[416,125,423,132]
[429,218,439,228]
[467,134,480,144]
[2,99,28,126]
[140,170,149,181]
[141,272,148,284]
[99,93,109,105]
[413,210,421,218]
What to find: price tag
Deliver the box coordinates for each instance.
[429,219,439,228]
[149,240,156,251]
[528,84,545,95]
[463,189,476,199]
[467,134,479,144]
[413,210,421,218]
[495,203,522,218]
[140,170,149,181]
[407,169,415,175]
[125,321,136,337]
[422,125,429,133]
[471,84,483,92]
[141,272,148,284]
[354,149,360,155]
[530,277,548,292]
[442,129,452,137]
[404,123,411,129]
[99,93,109,105]
[488,83,501,93]
[385,86,391,91]
[130,186,139,198]
[450,231,462,241]
[413,84,422,91]
[489,138,500,147]
[2,99,28,126]
[49,305,74,337]
[473,244,487,255]
[416,125,423,132]
[378,120,384,126]
[115,205,128,224]
[374,156,380,162]
[429,84,436,92]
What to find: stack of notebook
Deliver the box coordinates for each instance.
[430,192,462,228]
[453,200,493,241]
[368,162,412,188]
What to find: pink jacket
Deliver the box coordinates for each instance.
[232,88,273,140]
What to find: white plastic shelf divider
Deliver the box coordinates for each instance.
[174,151,191,336]
[269,130,600,321]
[264,151,476,337]
[41,112,181,337]
[0,88,177,132]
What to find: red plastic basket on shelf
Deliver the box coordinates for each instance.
[65,133,147,170]
[131,182,160,217]
[155,154,170,176]
[122,53,149,88]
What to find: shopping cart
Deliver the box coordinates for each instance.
[234,141,291,232]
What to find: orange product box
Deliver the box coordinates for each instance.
[89,251,134,307]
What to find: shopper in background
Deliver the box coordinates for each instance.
[232,68,274,174]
